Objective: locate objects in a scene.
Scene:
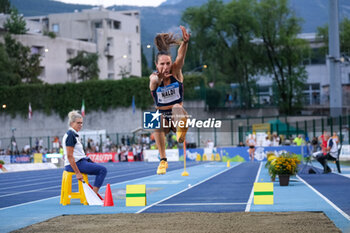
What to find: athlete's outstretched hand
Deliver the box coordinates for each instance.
[180,25,190,44]
[157,67,172,80]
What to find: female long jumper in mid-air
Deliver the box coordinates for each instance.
[149,25,190,175]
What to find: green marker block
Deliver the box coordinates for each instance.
[254,183,273,205]
[126,184,146,206]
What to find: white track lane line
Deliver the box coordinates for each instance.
[0,163,198,209]
[0,196,59,211]
[296,175,350,221]
[0,166,156,185]
[157,203,247,206]
[136,163,241,213]
[245,162,263,212]
[0,167,160,190]
[0,166,169,197]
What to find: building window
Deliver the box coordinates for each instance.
[108,73,114,79]
[113,21,121,30]
[108,56,114,72]
[31,46,44,55]
[52,24,59,33]
[128,41,132,55]
[95,21,102,28]
[257,85,272,105]
[303,83,320,105]
[107,20,112,29]
[39,66,45,79]
[67,48,75,59]
[107,37,113,47]
[136,26,139,33]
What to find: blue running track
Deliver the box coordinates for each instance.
[0,161,349,233]
[144,162,260,213]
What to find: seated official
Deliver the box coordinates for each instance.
[315,133,338,174]
[62,110,107,194]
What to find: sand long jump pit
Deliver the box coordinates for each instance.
[12,211,340,233]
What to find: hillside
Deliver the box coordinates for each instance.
[10,0,350,45]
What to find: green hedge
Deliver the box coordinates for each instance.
[0,74,206,119]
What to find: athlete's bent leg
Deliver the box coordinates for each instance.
[172,104,188,143]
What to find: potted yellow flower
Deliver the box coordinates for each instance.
[273,153,300,186]
[265,153,277,181]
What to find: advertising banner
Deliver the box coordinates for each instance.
[87,152,116,163]
[143,149,179,162]
[0,155,11,164]
[340,145,350,160]
[10,155,31,163]
[127,151,134,162]
[179,146,305,162]
[178,148,204,161]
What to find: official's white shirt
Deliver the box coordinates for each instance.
[62,127,86,166]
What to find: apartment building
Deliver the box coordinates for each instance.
[46,7,141,80]
[0,7,141,83]
[252,33,350,108]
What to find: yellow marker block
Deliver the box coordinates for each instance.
[34,153,43,163]
[196,153,201,161]
[227,161,230,167]
[215,153,221,161]
[211,154,214,161]
[202,154,207,161]
[126,185,146,206]
[254,183,273,205]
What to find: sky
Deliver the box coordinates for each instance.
[54,0,167,7]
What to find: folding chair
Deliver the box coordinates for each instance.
[300,144,319,174]
[335,144,342,173]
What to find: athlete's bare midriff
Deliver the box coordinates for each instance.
[156,102,183,110]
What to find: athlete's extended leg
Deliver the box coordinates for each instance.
[172,104,188,143]
[154,115,170,174]
[251,148,255,161]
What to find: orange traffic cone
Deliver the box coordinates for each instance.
[103,184,114,206]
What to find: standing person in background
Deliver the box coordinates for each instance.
[52,136,60,153]
[319,131,328,155]
[272,133,280,146]
[62,110,107,194]
[149,25,190,175]
[332,132,339,144]
[311,136,319,153]
[316,133,338,173]
[293,134,305,146]
[246,134,256,161]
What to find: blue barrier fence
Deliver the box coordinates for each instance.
[179,146,307,162]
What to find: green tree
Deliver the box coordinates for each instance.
[67,51,100,81]
[254,0,309,114]
[182,0,225,83]
[118,65,130,79]
[4,34,42,84]
[219,0,261,107]
[151,46,156,71]
[3,8,27,34]
[141,47,151,76]
[317,17,350,57]
[0,44,20,86]
[0,0,11,14]
[182,0,261,107]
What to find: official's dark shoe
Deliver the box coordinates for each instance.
[323,167,332,174]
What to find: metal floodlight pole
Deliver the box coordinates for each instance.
[328,0,342,117]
